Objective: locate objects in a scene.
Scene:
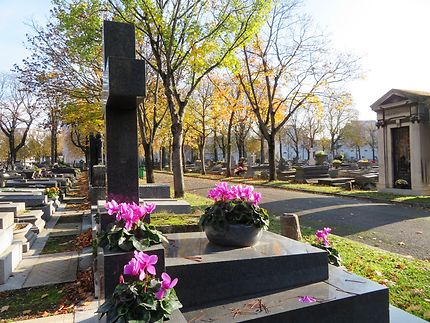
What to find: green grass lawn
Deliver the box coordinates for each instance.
[41,235,78,254]
[174,171,430,206]
[0,284,69,321]
[151,190,430,320]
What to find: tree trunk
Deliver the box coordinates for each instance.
[181,141,187,173]
[226,112,235,177]
[51,128,57,165]
[199,140,206,175]
[143,143,155,183]
[267,134,277,181]
[260,136,265,164]
[279,136,283,160]
[213,131,218,162]
[171,121,184,197]
[8,134,15,170]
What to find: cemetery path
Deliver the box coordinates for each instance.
[155,173,430,260]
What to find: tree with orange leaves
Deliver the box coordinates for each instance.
[239,0,360,180]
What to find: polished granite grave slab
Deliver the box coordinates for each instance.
[183,265,389,323]
[163,231,328,309]
[0,195,47,207]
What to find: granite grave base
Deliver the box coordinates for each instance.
[163,231,328,309]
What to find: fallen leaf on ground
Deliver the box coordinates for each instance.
[416,231,423,234]
[374,270,383,277]
[407,305,421,312]
[410,288,424,296]
[41,293,49,299]
[1,305,9,313]
[424,298,430,303]
[184,256,203,262]
[22,309,32,315]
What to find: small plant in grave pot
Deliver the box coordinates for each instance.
[311,227,342,267]
[45,186,60,199]
[314,151,328,165]
[98,251,182,323]
[332,159,342,169]
[394,179,409,189]
[199,182,270,247]
[98,200,166,252]
[358,159,370,168]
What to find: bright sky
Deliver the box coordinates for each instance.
[1,0,430,121]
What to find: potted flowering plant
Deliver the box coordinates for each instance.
[394,179,409,189]
[45,186,60,199]
[98,200,166,252]
[311,227,342,267]
[98,251,182,322]
[200,183,269,247]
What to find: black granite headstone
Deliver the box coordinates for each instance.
[102,21,145,203]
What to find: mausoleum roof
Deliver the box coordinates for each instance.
[371,88,430,111]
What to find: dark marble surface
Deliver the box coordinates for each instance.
[163,231,328,309]
[183,265,389,323]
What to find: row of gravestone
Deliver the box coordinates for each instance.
[0,167,78,284]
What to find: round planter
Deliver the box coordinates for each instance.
[13,222,32,240]
[204,224,263,247]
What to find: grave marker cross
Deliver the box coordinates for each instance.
[102,20,145,203]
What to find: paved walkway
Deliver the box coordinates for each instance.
[0,205,85,292]
[155,173,430,260]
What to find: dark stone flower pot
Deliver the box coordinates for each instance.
[204,224,263,247]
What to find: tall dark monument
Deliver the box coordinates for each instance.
[102,21,145,203]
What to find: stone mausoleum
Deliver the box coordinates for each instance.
[371,89,430,195]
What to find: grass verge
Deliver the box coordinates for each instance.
[0,284,69,322]
[270,217,430,320]
[41,235,78,254]
[0,269,93,322]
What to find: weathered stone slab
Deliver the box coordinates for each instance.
[183,265,389,323]
[0,212,14,230]
[0,194,47,207]
[90,186,106,206]
[0,225,14,255]
[5,180,58,189]
[0,189,44,195]
[294,165,329,183]
[0,241,22,284]
[31,202,55,221]
[139,184,170,199]
[144,198,191,214]
[22,251,78,288]
[0,202,25,216]
[164,231,328,309]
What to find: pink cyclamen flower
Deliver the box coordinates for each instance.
[105,200,120,216]
[208,183,262,206]
[298,296,317,303]
[134,251,158,280]
[315,227,332,246]
[155,272,178,300]
[123,257,140,276]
